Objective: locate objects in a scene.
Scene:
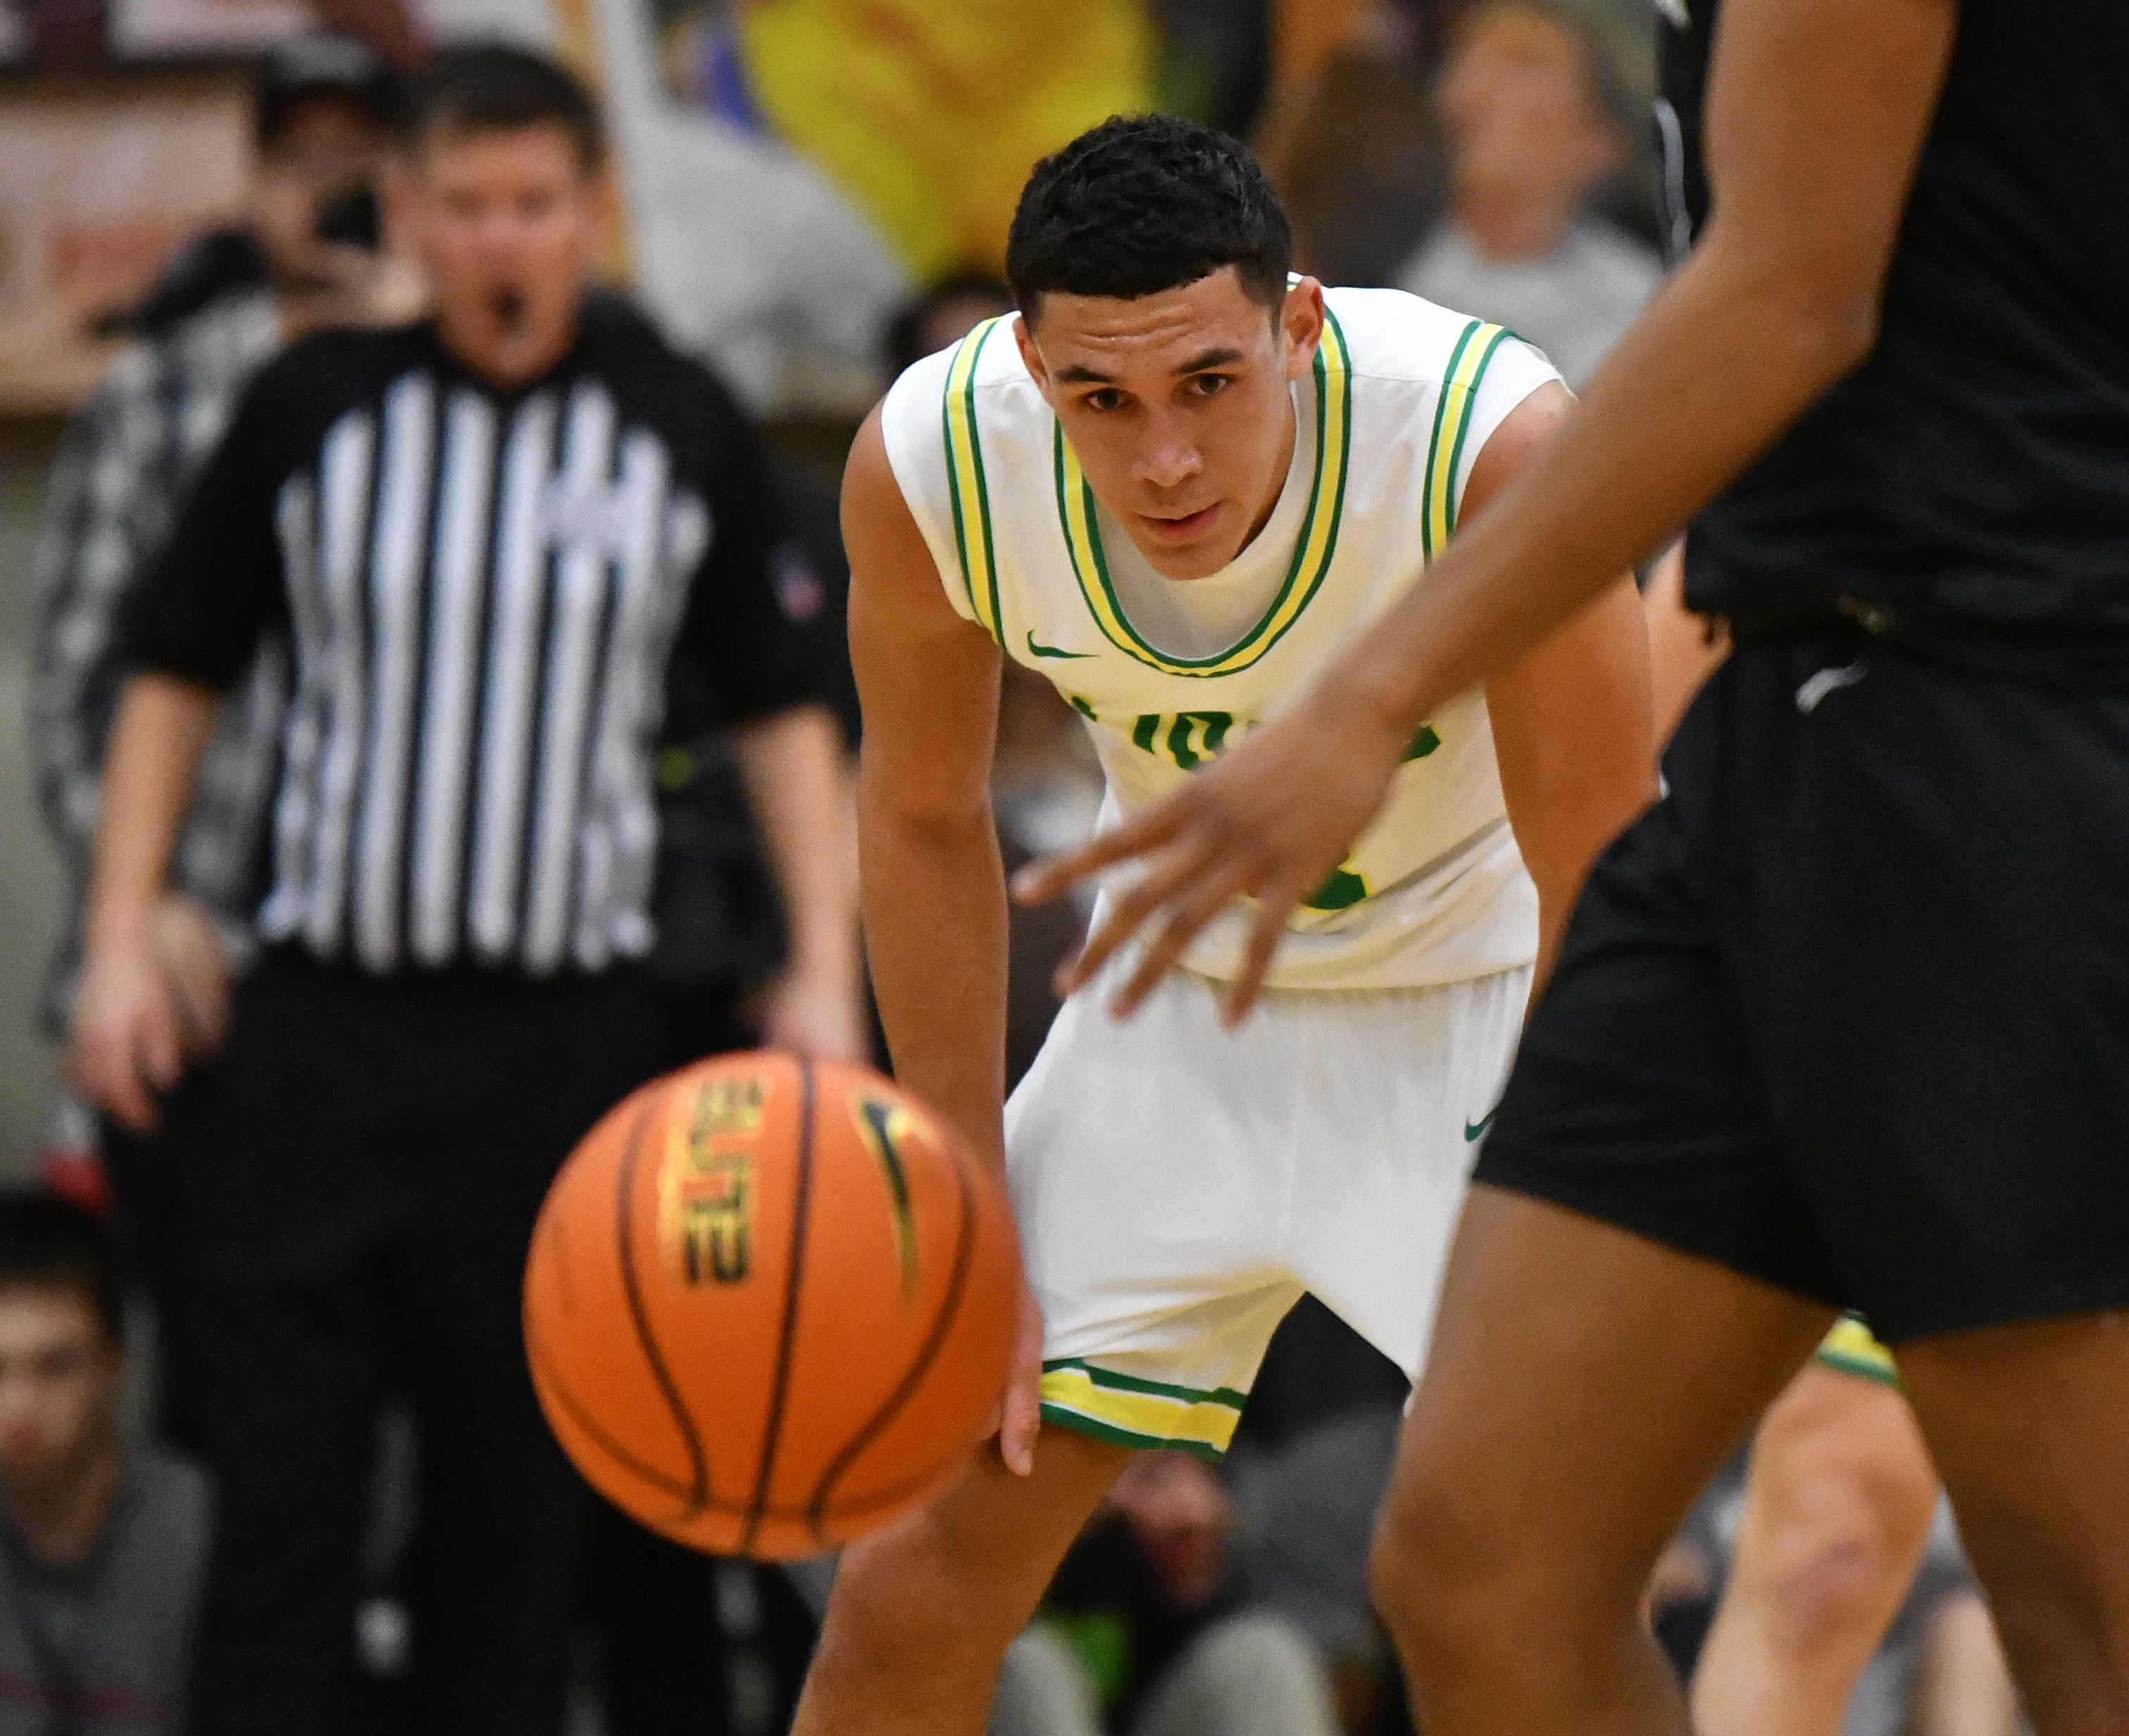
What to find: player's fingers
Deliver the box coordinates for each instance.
[1220,895,1298,1028]
[1109,858,1261,1018]
[1011,801,1186,908]
[1054,854,1191,997]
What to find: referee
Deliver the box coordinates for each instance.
[70,47,861,1736]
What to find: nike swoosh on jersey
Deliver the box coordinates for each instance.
[1463,1107,1499,1142]
[1026,632,1097,660]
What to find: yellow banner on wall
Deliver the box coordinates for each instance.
[737,0,1155,280]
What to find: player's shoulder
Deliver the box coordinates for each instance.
[1323,284,1530,389]
[882,315,1035,421]
[879,316,1043,498]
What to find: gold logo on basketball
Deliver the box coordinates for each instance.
[658,1074,763,1285]
[850,1096,925,1303]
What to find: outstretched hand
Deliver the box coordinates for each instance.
[1011,689,1410,1025]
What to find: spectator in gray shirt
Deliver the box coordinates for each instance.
[1396,0,1662,388]
[0,1193,209,1736]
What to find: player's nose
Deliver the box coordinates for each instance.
[1135,423,1203,492]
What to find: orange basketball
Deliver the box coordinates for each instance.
[523,1051,1019,1559]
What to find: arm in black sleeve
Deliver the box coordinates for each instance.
[120,369,292,691]
[673,375,853,728]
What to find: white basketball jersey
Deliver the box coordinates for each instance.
[880,285,1559,992]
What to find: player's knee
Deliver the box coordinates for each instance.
[822,1515,1028,1666]
[1745,1385,1938,1649]
[1368,1465,1516,1679]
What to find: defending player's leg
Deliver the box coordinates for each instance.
[792,1425,1130,1736]
[1897,1316,2129,1735]
[1691,1354,1938,1736]
[1369,1185,1834,1736]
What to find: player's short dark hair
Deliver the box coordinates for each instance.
[0,1193,125,1349]
[403,43,606,170]
[1006,115,1293,325]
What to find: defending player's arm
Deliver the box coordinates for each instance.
[1021,0,1958,1019]
[1466,382,1656,994]
[842,406,1043,1471]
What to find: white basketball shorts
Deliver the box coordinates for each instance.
[1004,961,1530,1460]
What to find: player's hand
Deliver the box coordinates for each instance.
[758,959,870,1063]
[1013,686,1409,1025]
[146,892,233,1065]
[989,1282,1045,1478]
[70,927,187,1135]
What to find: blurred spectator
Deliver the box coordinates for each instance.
[0,1192,210,1736]
[994,1451,1342,1736]
[1394,0,1661,387]
[883,271,1014,377]
[32,32,416,1053]
[68,45,859,1735]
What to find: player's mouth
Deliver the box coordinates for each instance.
[1137,503,1221,544]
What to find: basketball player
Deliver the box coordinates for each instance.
[792,115,1655,1736]
[1022,0,2129,1726]
[1648,552,1990,1736]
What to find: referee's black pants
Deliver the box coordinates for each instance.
[106,948,673,1736]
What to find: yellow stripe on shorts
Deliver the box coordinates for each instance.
[1038,1360,1247,1462]
[1815,1312,1902,1389]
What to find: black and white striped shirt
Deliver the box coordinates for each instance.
[125,298,837,978]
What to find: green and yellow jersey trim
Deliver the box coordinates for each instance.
[942,316,1009,644]
[1420,320,1511,560]
[1038,1359,1247,1462]
[1815,1313,1902,1390]
[1049,308,1355,680]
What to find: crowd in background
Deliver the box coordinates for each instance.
[0,3,2023,1734]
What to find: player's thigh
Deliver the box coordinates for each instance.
[825,1425,1131,1649]
[1375,1185,1834,1621]
[1288,966,1528,1384]
[1896,1315,2129,1708]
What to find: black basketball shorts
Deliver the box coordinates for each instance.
[1475,628,2129,1344]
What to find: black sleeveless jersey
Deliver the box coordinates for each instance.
[1662,0,2129,641]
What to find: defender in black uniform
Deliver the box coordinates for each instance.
[1022,0,2129,1728]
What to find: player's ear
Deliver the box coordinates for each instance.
[1280,276,1325,382]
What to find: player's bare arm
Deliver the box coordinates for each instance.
[72,674,221,1133]
[1459,382,1653,998]
[1019,0,1959,1020]
[842,406,1044,1470]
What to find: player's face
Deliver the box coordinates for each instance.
[1017,270,1325,582]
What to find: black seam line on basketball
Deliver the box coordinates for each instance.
[526,1310,701,1505]
[806,1125,980,1532]
[614,1092,711,1511]
[742,1053,818,1554]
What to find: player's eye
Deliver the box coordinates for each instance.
[1186,374,1231,399]
[1082,389,1126,413]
